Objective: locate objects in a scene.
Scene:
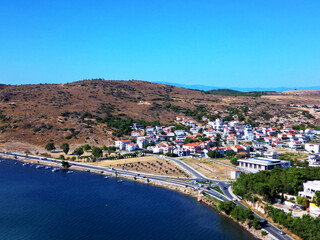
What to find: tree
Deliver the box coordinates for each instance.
[315,192,320,207]
[214,134,222,147]
[207,150,218,158]
[207,149,223,158]
[230,157,238,165]
[144,142,155,149]
[45,142,55,152]
[60,143,69,155]
[73,147,84,156]
[92,146,103,158]
[184,137,199,144]
[100,145,107,151]
[83,144,91,151]
[61,160,70,169]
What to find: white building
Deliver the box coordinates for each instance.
[298,181,320,200]
[231,169,242,179]
[175,130,187,141]
[126,143,139,152]
[308,154,320,166]
[237,157,290,173]
[115,140,132,150]
[264,151,280,159]
[305,143,320,154]
[252,141,264,150]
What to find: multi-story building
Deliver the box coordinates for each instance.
[298,181,320,200]
[115,140,132,150]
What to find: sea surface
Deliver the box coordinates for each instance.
[0,158,255,240]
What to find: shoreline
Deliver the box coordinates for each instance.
[0,153,269,240]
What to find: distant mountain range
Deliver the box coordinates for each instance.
[156,81,320,92]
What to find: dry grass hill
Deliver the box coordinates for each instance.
[0,79,319,151]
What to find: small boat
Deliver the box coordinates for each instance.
[14,162,18,165]
[117,179,123,183]
[22,163,29,166]
[104,176,109,179]
[45,166,51,169]
[52,168,60,172]
[35,165,43,169]
[67,170,74,174]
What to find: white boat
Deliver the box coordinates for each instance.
[35,165,43,169]
[104,176,109,179]
[22,163,29,166]
[45,166,51,169]
[67,170,74,174]
[52,168,60,172]
[117,179,123,183]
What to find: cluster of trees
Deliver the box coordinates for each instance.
[207,150,224,158]
[184,135,210,144]
[205,89,272,97]
[163,103,209,121]
[292,124,320,131]
[45,142,119,161]
[96,112,161,137]
[302,111,315,119]
[218,201,261,229]
[184,137,200,144]
[233,167,320,203]
[0,110,11,123]
[266,205,320,240]
[45,142,70,154]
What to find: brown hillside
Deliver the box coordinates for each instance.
[0,79,319,151]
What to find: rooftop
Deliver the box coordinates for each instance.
[238,157,285,166]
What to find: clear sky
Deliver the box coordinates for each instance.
[1,0,320,88]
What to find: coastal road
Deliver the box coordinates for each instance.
[222,186,293,240]
[0,151,228,202]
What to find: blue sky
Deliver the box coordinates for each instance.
[1,0,320,88]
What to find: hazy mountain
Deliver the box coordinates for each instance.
[156,81,320,92]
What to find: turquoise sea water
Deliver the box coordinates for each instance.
[0,159,255,240]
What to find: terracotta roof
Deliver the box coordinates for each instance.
[184,143,201,147]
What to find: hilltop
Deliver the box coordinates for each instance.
[0,79,319,151]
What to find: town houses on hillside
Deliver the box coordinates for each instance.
[114,116,320,162]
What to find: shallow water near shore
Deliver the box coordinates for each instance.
[0,158,255,240]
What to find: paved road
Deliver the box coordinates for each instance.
[218,183,292,240]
